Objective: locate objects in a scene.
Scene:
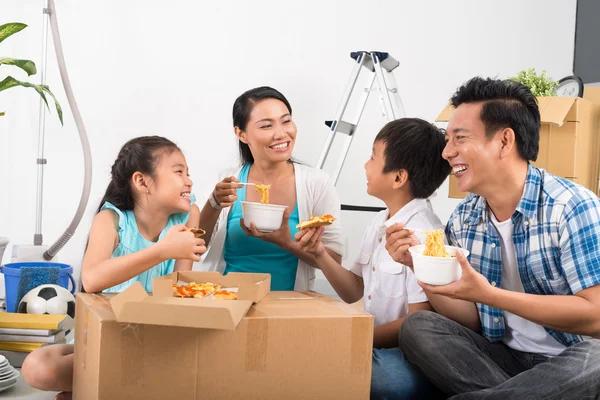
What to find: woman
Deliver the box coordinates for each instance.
[200,86,343,291]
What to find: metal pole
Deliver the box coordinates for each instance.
[34,1,51,246]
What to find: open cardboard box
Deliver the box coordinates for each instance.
[74,288,374,399]
[437,87,600,199]
[109,271,270,330]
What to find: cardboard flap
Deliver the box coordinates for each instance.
[110,282,149,318]
[435,103,454,122]
[112,294,254,330]
[537,96,577,126]
[222,273,271,302]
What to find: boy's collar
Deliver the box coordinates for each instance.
[382,198,430,229]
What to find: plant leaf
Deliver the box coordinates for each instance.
[509,68,557,97]
[0,76,20,92]
[0,23,27,44]
[0,57,37,76]
[0,111,5,116]
[41,85,63,125]
[0,76,63,125]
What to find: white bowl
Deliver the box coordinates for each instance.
[241,201,287,232]
[408,245,470,285]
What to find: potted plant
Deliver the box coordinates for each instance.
[509,68,558,97]
[0,22,62,123]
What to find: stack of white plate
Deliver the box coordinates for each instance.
[0,355,19,392]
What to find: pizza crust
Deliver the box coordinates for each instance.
[187,227,206,238]
[213,290,238,300]
[296,214,336,230]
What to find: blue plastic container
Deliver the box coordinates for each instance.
[1,262,76,312]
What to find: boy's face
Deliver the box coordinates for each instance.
[364,140,397,199]
[149,150,194,214]
[443,103,503,194]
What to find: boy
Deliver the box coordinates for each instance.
[296,118,450,399]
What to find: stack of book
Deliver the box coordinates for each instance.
[0,313,73,367]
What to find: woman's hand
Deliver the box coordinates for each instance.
[240,209,294,249]
[212,176,244,208]
[157,224,206,261]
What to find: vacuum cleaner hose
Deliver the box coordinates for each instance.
[43,0,92,260]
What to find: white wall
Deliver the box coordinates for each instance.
[1,0,577,297]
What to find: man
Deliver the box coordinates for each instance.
[385,77,600,399]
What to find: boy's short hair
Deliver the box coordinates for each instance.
[375,118,450,198]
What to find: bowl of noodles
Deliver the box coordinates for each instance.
[241,184,287,232]
[408,230,470,285]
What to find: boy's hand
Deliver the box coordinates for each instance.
[385,223,419,269]
[295,227,325,257]
[158,224,206,262]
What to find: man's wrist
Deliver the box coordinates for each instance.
[480,285,500,306]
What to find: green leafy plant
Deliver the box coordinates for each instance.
[509,68,558,97]
[0,22,62,124]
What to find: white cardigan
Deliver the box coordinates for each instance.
[200,163,344,291]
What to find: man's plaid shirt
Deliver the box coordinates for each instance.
[446,164,600,346]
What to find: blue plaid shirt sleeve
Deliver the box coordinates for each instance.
[559,190,600,293]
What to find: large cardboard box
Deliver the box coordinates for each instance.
[437,88,600,199]
[73,281,374,399]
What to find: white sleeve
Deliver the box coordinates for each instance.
[405,267,429,304]
[347,238,370,277]
[312,174,345,258]
[344,215,379,277]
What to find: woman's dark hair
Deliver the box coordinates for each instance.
[97,135,180,213]
[451,77,541,161]
[375,118,451,198]
[232,86,293,165]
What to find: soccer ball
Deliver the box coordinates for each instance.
[17,284,76,319]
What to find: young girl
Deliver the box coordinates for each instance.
[21,136,206,400]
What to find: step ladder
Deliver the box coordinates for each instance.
[317,51,406,212]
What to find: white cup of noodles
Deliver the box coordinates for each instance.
[408,245,470,285]
[241,201,287,232]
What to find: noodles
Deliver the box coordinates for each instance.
[422,229,450,257]
[254,184,271,204]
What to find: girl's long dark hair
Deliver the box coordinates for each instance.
[96,136,180,213]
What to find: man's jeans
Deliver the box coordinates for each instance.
[371,348,444,399]
[399,311,600,399]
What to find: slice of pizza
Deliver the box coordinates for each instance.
[213,288,238,300]
[187,227,206,238]
[190,282,221,296]
[296,214,336,230]
[173,281,221,298]
[173,283,197,298]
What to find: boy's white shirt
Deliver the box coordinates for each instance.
[199,163,344,291]
[349,198,442,327]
